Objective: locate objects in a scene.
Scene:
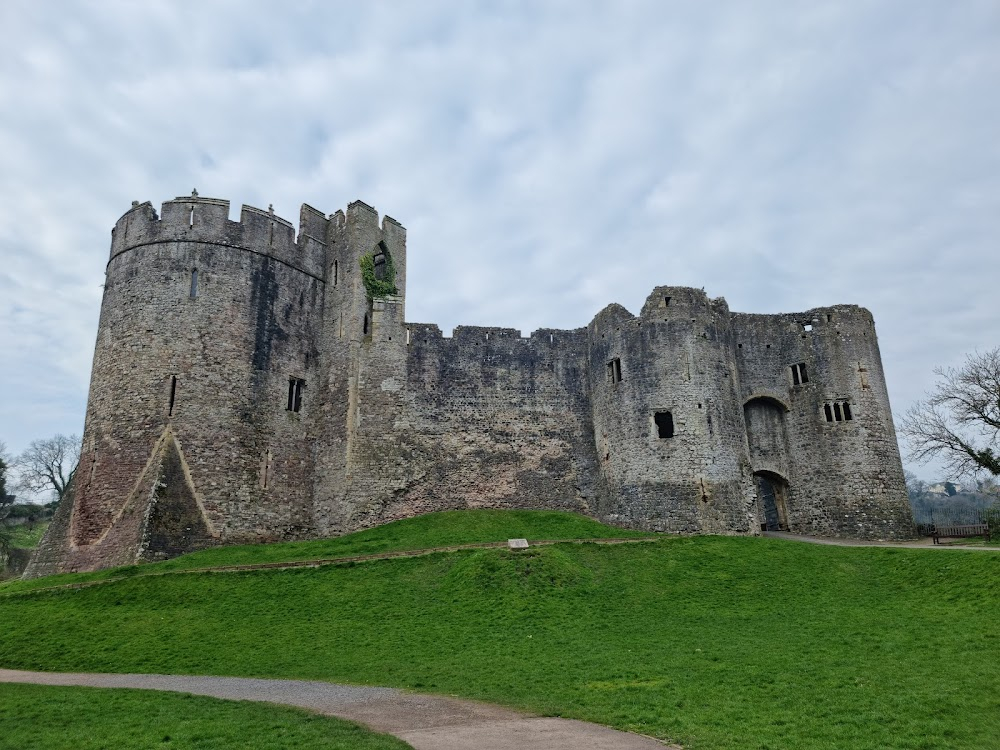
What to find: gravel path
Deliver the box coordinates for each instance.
[0,669,675,749]
[762,530,999,550]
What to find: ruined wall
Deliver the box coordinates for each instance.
[27,195,328,576]
[27,193,915,578]
[332,314,601,531]
[588,287,757,533]
[733,306,913,539]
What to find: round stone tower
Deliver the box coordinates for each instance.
[28,193,330,574]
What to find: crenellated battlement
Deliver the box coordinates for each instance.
[28,194,911,579]
[110,194,329,279]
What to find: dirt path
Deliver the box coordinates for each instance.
[762,530,999,550]
[0,669,675,749]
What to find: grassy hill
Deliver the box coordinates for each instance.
[0,683,407,750]
[1,510,998,749]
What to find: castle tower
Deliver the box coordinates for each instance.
[28,194,329,575]
[311,201,408,534]
[588,287,757,533]
[733,306,912,538]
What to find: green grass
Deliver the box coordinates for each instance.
[4,521,49,549]
[0,509,651,595]
[0,683,408,750]
[1,512,998,749]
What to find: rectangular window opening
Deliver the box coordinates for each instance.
[168,375,177,416]
[843,402,853,421]
[333,260,339,286]
[824,404,834,422]
[791,362,808,385]
[607,358,622,384]
[190,269,199,298]
[664,296,671,307]
[654,411,675,439]
[802,322,813,332]
[287,378,305,413]
[260,449,272,489]
[834,402,843,421]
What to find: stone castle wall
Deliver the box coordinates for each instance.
[25,194,914,577]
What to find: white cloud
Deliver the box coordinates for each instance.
[1,1,998,482]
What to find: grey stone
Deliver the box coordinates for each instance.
[25,195,914,577]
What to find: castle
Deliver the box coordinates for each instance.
[26,193,914,577]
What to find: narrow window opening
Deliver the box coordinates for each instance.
[88,449,98,487]
[406,328,411,345]
[168,375,178,416]
[664,296,671,307]
[549,334,553,343]
[843,403,853,421]
[190,269,199,298]
[790,362,808,385]
[333,260,339,286]
[834,402,843,422]
[188,205,194,227]
[373,247,387,280]
[654,411,675,439]
[607,358,622,384]
[269,222,275,247]
[826,314,833,323]
[260,449,272,489]
[363,313,370,336]
[286,378,305,413]
[824,404,834,422]
[802,322,813,332]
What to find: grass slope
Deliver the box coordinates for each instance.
[1,512,998,749]
[0,510,651,595]
[5,522,49,549]
[0,683,408,750]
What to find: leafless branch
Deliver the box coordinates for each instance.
[899,347,1000,478]
[14,434,80,503]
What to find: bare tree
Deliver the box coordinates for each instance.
[899,348,1000,478]
[0,440,13,560]
[15,434,80,504]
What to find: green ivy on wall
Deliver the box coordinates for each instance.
[359,246,398,299]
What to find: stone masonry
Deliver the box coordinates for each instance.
[25,194,914,577]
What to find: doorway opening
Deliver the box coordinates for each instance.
[755,471,790,532]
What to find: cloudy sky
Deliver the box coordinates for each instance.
[1,1,998,485]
